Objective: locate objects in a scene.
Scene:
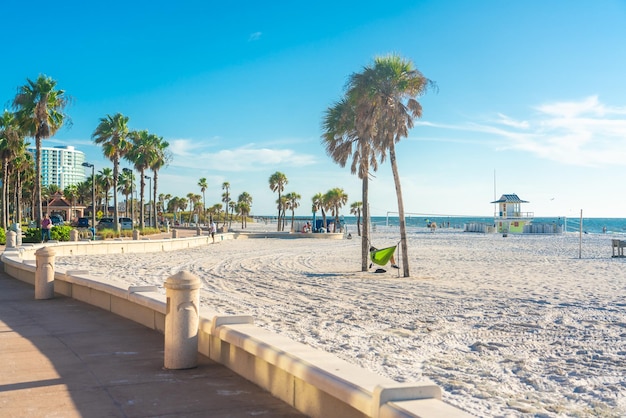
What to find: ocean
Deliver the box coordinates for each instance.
[258,214,626,235]
[359,215,626,235]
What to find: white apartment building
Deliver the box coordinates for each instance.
[27,145,87,189]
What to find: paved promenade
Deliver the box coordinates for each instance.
[0,271,304,418]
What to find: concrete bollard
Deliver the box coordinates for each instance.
[70,229,79,241]
[196,227,202,236]
[133,229,140,240]
[164,271,202,369]
[6,230,16,248]
[35,247,56,300]
[172,229,179,239]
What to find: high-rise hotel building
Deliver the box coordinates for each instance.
[27,145,87,190]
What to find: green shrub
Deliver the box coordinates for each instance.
[0,228,5,245]
[23,228,41,243]
[51,225,71,241]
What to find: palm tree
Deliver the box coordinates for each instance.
[11,151,34,224]
[92,113,131,232]
[148,135,170,228]
[0,110,25,228]
[13,74,70,227]
[221,182,230,228]
[63,184,79,222]
[237,192,252,228]
[323,97,378,271]
[192,194,202,224]
[186,193,196,224]
[97,168,114,216]
[118,169,134,218]
[210,203,223,224]
[324,188,348,232]
[311,192,326,233]
[167,197,180,222]
[284,192,301,232]
[350,201,363,236]
[125,129,150,228]
[349,54,434,277]
[198,177,208,223]
[268,172,287,231]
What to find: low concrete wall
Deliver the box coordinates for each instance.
[1,240,470,418]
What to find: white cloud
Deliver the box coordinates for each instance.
[430,96,626,167]
[168,142,316,172]
[248,32,262,42]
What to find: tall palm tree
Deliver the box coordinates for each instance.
[11,151,34,224]
[268,172,287,231]
[97,168,114,216]
[198,177,208,223]
[125,129,155,229]
[228,201,236,227]
[0,110,25,228]
[237,191,252,229]
[92,113,130,232]
[192,194,202,224]
[323,97,378,271]
[13,74,69,227]
[350,201,363,236]
[284,192,301,232]
[186,192,195,224]
[221,182,230,228]
[118,169,134,218]
[349,54,434,277]
[148,135,170,228]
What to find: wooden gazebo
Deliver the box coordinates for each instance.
[43,192,86,224]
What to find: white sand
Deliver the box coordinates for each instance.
[56,223,626,417]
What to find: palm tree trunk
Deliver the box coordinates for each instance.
[139,169,146,229]
[2,158,8,228]
[35,136,42,227]
[389,144,410,277]
[361,173,370,272]
[152,171,158,229]
[16,172,22,223]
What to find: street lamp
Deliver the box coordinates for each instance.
[81,162,95,240]
[123,168,134,225]
[144,175,152,228]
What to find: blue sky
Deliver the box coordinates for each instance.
[3,0,626,218]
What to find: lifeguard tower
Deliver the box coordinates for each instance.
[491,194,533,234]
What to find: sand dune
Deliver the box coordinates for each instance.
[55,224,626,417]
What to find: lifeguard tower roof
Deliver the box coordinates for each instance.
[490,194,529,204]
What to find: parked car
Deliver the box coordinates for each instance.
[119,217,133,230]
[76,217,90,228]
[97,217,133,230]
[50,214,64,226]
[97,217,115,230]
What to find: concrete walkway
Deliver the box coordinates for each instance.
[0,271,305,417]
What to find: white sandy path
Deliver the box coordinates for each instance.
[56,226,626,417]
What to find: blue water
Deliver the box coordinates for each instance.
[356,216,626,235]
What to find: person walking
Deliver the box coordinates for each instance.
[210,219,217,243]
[41,214,52,242]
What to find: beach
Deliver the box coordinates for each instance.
[55,223,626,417]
